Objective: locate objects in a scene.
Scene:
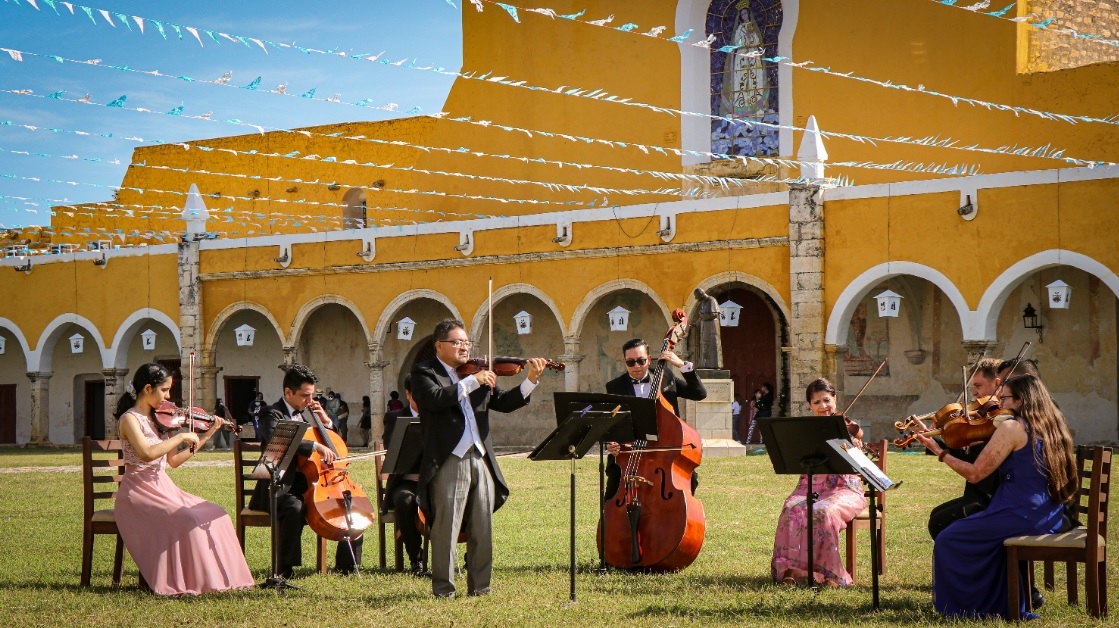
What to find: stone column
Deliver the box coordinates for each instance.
[559,336,584,392]
[101,368,130,439]
[27,371,52,445]
[961,340,998,365]
[178,239,201,391]
[365,341,389,447]
[198,364,222,414]
[787,182,827,416]
[281,346,298,368]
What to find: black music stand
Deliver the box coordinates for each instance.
[251,420,310,593]
[552,392,658,573]
[381,419,425,566]
[827,438,898,611]
[756,416,853,594]
[530,395,630,602]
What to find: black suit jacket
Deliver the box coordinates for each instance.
[604,368,707,497]
[410,359,530,520]
[247,399,319,511]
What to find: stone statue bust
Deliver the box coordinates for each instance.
[692,287,723,369]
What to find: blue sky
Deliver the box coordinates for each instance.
[0,0,463,228]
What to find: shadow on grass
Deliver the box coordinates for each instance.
[624,592,938,622]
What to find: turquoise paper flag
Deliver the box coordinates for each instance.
[496,3,519,22]
[106,95,127,108]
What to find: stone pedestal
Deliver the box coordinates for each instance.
[682,369,747,457]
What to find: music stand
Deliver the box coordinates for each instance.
[252,420,310,593]
[553,392,658,573]
[756,415,852,594]
[828,438,898,610]
[530,395,629,602]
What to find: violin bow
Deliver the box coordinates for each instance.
[840,358,887,417]
[187,350,196,453]
[989,341,1033,399]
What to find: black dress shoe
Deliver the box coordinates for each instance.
[1031,587,1045,609]
[410,561,430,578]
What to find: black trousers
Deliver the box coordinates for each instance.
[275,491,365,573]
[927,494,992,540]
[392,480,424,565]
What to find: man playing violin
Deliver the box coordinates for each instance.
[603,338,707,499]
[410,319,546,598]
[249,364,358,578]
[926,357,1003,540]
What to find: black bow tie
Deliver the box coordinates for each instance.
[631,375,651,385]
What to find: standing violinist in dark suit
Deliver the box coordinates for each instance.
[603,338,707,499]
[410,318,546,598]
[249,364,362,577]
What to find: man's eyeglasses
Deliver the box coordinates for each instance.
[438,339,474,348]
[625,358,649,367]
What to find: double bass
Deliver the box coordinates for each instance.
[599,308,706,571]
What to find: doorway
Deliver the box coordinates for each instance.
[715,287,780,442]
[84,380,106,440]
[0,384,15,443]
[224,376,261,425]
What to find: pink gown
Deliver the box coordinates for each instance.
[771,473,867,586]
[116,410,255,595]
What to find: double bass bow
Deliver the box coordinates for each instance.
[599,308,705,571]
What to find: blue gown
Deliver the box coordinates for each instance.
[933,423,1064,619]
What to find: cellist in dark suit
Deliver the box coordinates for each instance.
[604,338,707,499]
[410,318,546,598]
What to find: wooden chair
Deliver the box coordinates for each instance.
[1041,444,1094,592]
[80,437,125,587]
[233,439,327,574]
[844,439,888,582]
[374,451,406,571]
[1006,445,1112,620]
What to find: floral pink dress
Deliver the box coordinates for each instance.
[771,473,867,586]
[116,410,255,595]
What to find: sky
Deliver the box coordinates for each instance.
[0,0,463,229]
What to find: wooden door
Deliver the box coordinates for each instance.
[716,288,778,442]
[0,384,15,443]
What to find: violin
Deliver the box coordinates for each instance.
[456,356,565,378]
[833,412,864,441]
[153,400,241,435]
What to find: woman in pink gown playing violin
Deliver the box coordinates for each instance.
[115,363,254,595]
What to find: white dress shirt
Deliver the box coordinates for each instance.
[632,361,693,397]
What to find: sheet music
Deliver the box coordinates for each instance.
[827,439,895,491]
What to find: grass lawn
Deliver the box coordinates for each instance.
[0,446,1112,626]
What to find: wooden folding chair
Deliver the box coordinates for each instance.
[1006,445,1112,620]
[80,437,125,587]
[844,439,888,582]
[233,439,327,574]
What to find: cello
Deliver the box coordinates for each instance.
[599,308,706,571]
[297,404,377,548]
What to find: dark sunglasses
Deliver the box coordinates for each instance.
[625,358,649,367]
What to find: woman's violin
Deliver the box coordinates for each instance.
[154,401,241,434]
[456,356,565,378]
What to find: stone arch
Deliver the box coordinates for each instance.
[826,262,973,346]
[109,308,182,369]
[0,317,33,368]
[204,301,285,354]
[372,289,463,348]
[569,279,673,340]
[289,295,371,348]
[342,188,367,229]
[684,270,791,322]
[976,249,1119,341]
[31,313,109,372]
[468,282,569,341]
[676,0,800,165]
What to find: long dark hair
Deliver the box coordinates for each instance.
[1004,375,1078,503]
[113,363,172,420]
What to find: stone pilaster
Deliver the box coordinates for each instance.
[787,182,827,416]
[365,341,390,447]
[101,368,130,439]
[559,336,584,393]
[178,241,201,392]
[27,371,52,445]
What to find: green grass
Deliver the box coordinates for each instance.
[0,448,1113,626]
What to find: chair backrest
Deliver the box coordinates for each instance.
[374,452,388,515]
[1082,446,1112,548]
[82,437,124,518]
[864,439,888,506]
[233,440,261,510]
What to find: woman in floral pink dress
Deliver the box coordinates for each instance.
[771,378,867,587]
[115,363,255,595]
